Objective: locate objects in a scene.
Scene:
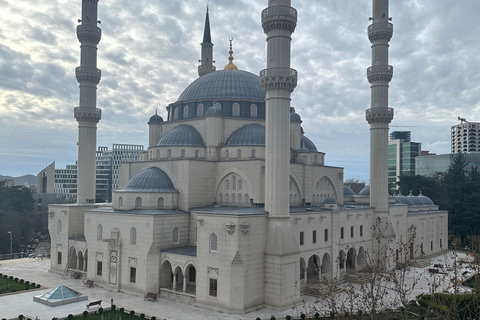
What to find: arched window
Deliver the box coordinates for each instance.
[174,107,179,120]
[197,104,204,117]
[244,194,249,205]
[294,194,298,203]
[57,219,62,233]
[238,193,242,204]
[225,150,229,159]
[181,149,186,158]
[238,179,243,190]
[173,227,179,243]
[225,193,230,203]
[225,179,230,190]
[251,149,256,158]
[232,103,240,116]
[97,224,103,240]
[135,197,142,208]
[250,104,257,117]
[232,175,236,190]
[195,150,199,158]
[194,227,197,243]
[237,149,241,158]
[118,196,123,208]
[156,150,160,159]
[130,227,137,245]
[218,193,223,203]
[209,233,218,252]
[167,149,172,158]
[157,197,164,208]
[290,194,293,204]
[232,193,236,203]
[183,105,189,118]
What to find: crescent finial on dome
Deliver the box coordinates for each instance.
[224,38,238,70]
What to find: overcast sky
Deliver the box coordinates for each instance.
[1,0,479,182]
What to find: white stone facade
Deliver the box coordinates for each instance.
[49,0,449,314]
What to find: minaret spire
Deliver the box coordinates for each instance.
[366,0,393,213]
[74,0,102,203]
[198,6,216,77]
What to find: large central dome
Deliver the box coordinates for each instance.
[177,70,265,102]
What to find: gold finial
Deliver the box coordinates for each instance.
[224,38,238,70]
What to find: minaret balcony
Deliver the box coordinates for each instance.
[367,65,393,83]
[366,108,394,124]
[260,68,298,93]
[261,6,297,33]
[76,66,101,84]
[77,25,102,44]
[74,107,102,123]
[368,22,393,42]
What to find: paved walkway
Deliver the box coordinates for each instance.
[0,252,475,320]
[0,258,292,320]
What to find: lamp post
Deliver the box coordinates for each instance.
[8,231,12,259]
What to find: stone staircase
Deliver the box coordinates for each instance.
[301,281,344,298]
[344,272,371,284]
[413,258,431,268]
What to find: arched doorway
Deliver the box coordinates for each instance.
[357,246,366,269]
[174,266,184,291]
[77,250,84,271]
[307,254,320,283]
[68,247,77,269]
[338,250,346,270]
[347,248,357,270]
[300,257,307,282]
[159,260,173,289]
[321,253,332,278]
[84,249,88,272]
[185,264,196,294]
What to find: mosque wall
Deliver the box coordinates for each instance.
[194,213,267,313]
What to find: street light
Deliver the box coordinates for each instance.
[7,231,12,260]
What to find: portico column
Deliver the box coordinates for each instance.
[183,276,187,292]
[172,273,177,290]
[304,269,307,283]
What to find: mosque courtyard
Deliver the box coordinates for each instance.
[0,251,476,320]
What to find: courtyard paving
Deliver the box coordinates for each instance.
[0,252,475,320]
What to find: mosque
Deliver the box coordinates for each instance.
[48,0,448,314]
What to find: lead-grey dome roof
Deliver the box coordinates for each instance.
[226,124,265,146]
[301,135,318,152]
[395,193,434,206]
[148,112,163,124]
[121,167,178,193]
[358,185,370,197]
[157,125,205,146]
[343,185,355,196]
[177,70,265,102]
[290,112,301,122]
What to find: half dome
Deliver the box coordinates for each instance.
[226,124,265,146]
[158,125,205,147]
[121,167,177,193]
[301,135,318,152]
[177,70,265,102]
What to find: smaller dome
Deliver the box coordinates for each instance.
[226,124,265,146]
[206,105,222,116]
[148,111,163,124]
[121,167,178,193]
[358,185,370,197]
[324,196,337,204]
[301,135,318,152]
[298,146,310,154]
[343,185,355,196]
[417,192,434,206]
[290,112,301,122]
[158,125,205,147]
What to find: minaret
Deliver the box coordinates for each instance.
[198,6,216,77]
[366,0,393,214]
[74,0,102,203]
[260,0,300,307]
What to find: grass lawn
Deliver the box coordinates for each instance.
[0,274,40,294]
